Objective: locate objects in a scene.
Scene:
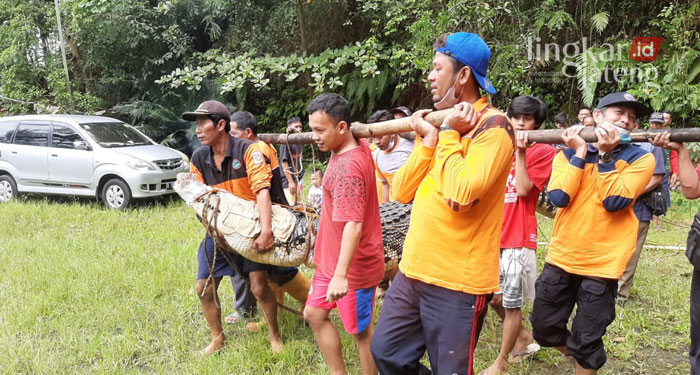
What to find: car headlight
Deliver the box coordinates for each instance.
[181,153,190,169]
[125,156,156,171]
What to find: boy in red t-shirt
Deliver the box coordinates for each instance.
[483,96,556,375]
[302,93,384,375]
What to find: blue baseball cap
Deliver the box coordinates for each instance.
[436,32,496,94]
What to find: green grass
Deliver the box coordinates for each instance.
[0,191,696,374]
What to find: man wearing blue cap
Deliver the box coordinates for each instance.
[370,32,515,375]
[530,92,655,374]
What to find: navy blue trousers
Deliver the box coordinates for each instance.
[371,271,491,375]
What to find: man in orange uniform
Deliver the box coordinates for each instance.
[530,92,655,374]
[184,101,290,354]
[370,32,515,375]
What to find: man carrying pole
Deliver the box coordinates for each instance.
[530,92,655,374]
[370,32,515,375]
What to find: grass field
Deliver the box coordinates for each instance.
[0,191,696,374]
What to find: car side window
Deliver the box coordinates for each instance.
[13,123,50,147]
[0,121,18,143]
[52,124,84,149]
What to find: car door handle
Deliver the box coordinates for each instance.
[11,151,17,154]
[50,154,58,157]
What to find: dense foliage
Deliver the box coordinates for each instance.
[1,0,699,135]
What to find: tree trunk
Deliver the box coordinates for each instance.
[295,0,313,96]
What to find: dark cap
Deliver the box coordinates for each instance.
[596,92,651,117]
[182,100,231,121]
[436,32,496,94]
[390,106,412,117]
[649,112,665,123]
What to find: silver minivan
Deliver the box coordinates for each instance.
[0,115,189,209]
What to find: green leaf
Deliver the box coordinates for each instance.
[591,11,609,34]
[687,57,700,84]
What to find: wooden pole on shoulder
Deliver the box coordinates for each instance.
[257,109,700,145]
[257,109,453,144]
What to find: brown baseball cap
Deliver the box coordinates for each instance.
[181,100,231,121]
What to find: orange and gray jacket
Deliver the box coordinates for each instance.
[189,136,288,205]
[546,144,654,279]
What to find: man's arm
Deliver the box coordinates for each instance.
[380,181,390,203]
[513,133,557,198]
[280,145,296,191]
[642,174,663,195]
[640,146,666,195]
[245,144,275,251]
[514,149,533,197]
[189,153,207,184]
[547,127,587,207]
[592,123,653,211]
[596,153,654,212]
[374,163,390,203]
[282,160,296,191]
[434,125,514,209]
[391,110,438,203]
[326,221,363,302]
[254,188,275,251]
[675,146,700,199]
[650,133,700,199]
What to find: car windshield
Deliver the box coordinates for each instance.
[79,122,152,148]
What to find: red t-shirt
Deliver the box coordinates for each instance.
[500,143,557,250]
[670,150,678,175]
[314,140,384,289]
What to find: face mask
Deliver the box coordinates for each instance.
[386,136,395,150]
[434,68,466,110]
[601,120,631,144]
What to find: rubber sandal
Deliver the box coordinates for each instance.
[225,311,244,324]
[508,343,540,363]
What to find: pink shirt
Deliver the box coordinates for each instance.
[314,140,384,289]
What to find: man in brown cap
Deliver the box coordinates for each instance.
[183,100,291,354]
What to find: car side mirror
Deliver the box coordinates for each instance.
[73,140,89,150]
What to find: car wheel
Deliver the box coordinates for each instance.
[0,175,17,202]
[101,178,132,210]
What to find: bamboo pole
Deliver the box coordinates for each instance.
[258,109,700,144]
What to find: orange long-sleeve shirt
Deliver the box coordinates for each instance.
[393,98,515,295]
[546,145,654,279]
